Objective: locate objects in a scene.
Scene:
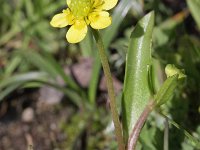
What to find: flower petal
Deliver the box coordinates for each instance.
[66,20,88,43]
[50,13,69,28]
[102,0,118,10]
[89,11,111,29]
[50,9,73,28]
[66,0,71,6]
[92,0,104,8]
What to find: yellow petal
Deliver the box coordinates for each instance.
[89,11,111,29]
[50,9,74,28]
[102,0,118,10]
[66,20,88,43]
[50,13,69,28]
[66,0,71,6]
[92,0,104,8]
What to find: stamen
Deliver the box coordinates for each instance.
[68,0,92,18]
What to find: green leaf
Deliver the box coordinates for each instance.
[155,64,186,106]
[147,64,156,96]
[0,72,48,101]
[42,52,80,91]
[4,56,22,77]
[0,84,21,101]
[103,0,132,48]
[19,50,58,78]
[154,75,178,106]
[186,0,200,30]
[88,51,100,104]
[18,50,79,91]
[153,10,188,47]
[122,11,155,142]
[80,30,94,57]
[0,72,48,89]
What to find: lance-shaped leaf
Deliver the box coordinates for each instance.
[186,0,200,30]
[155,75,178,106]
[155,64,186,106]
[122,11,155,142]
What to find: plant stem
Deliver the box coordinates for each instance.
[164,117,169,150]
[92,29,125,150]
[127,100,155,150]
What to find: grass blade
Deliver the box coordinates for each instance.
[160,113,200,149]
[0,72,48,89]
[0,83,21,101]
[103,0,132,48]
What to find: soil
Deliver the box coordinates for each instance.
[0,90,70,150]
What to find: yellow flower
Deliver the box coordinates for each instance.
[50,0,118,43]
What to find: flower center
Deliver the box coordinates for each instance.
[69,0,92,18]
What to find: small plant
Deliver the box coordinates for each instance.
[1,0,200,149]
[49,0,199,149]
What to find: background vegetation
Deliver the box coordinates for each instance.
[0,0,200,149]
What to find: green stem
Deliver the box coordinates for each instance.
[92,29,125,150]
[164,117,169,150]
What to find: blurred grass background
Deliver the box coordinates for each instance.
[0,0,200,149]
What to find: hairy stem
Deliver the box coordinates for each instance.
[127,100,155,150]
[92,29,125,150]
